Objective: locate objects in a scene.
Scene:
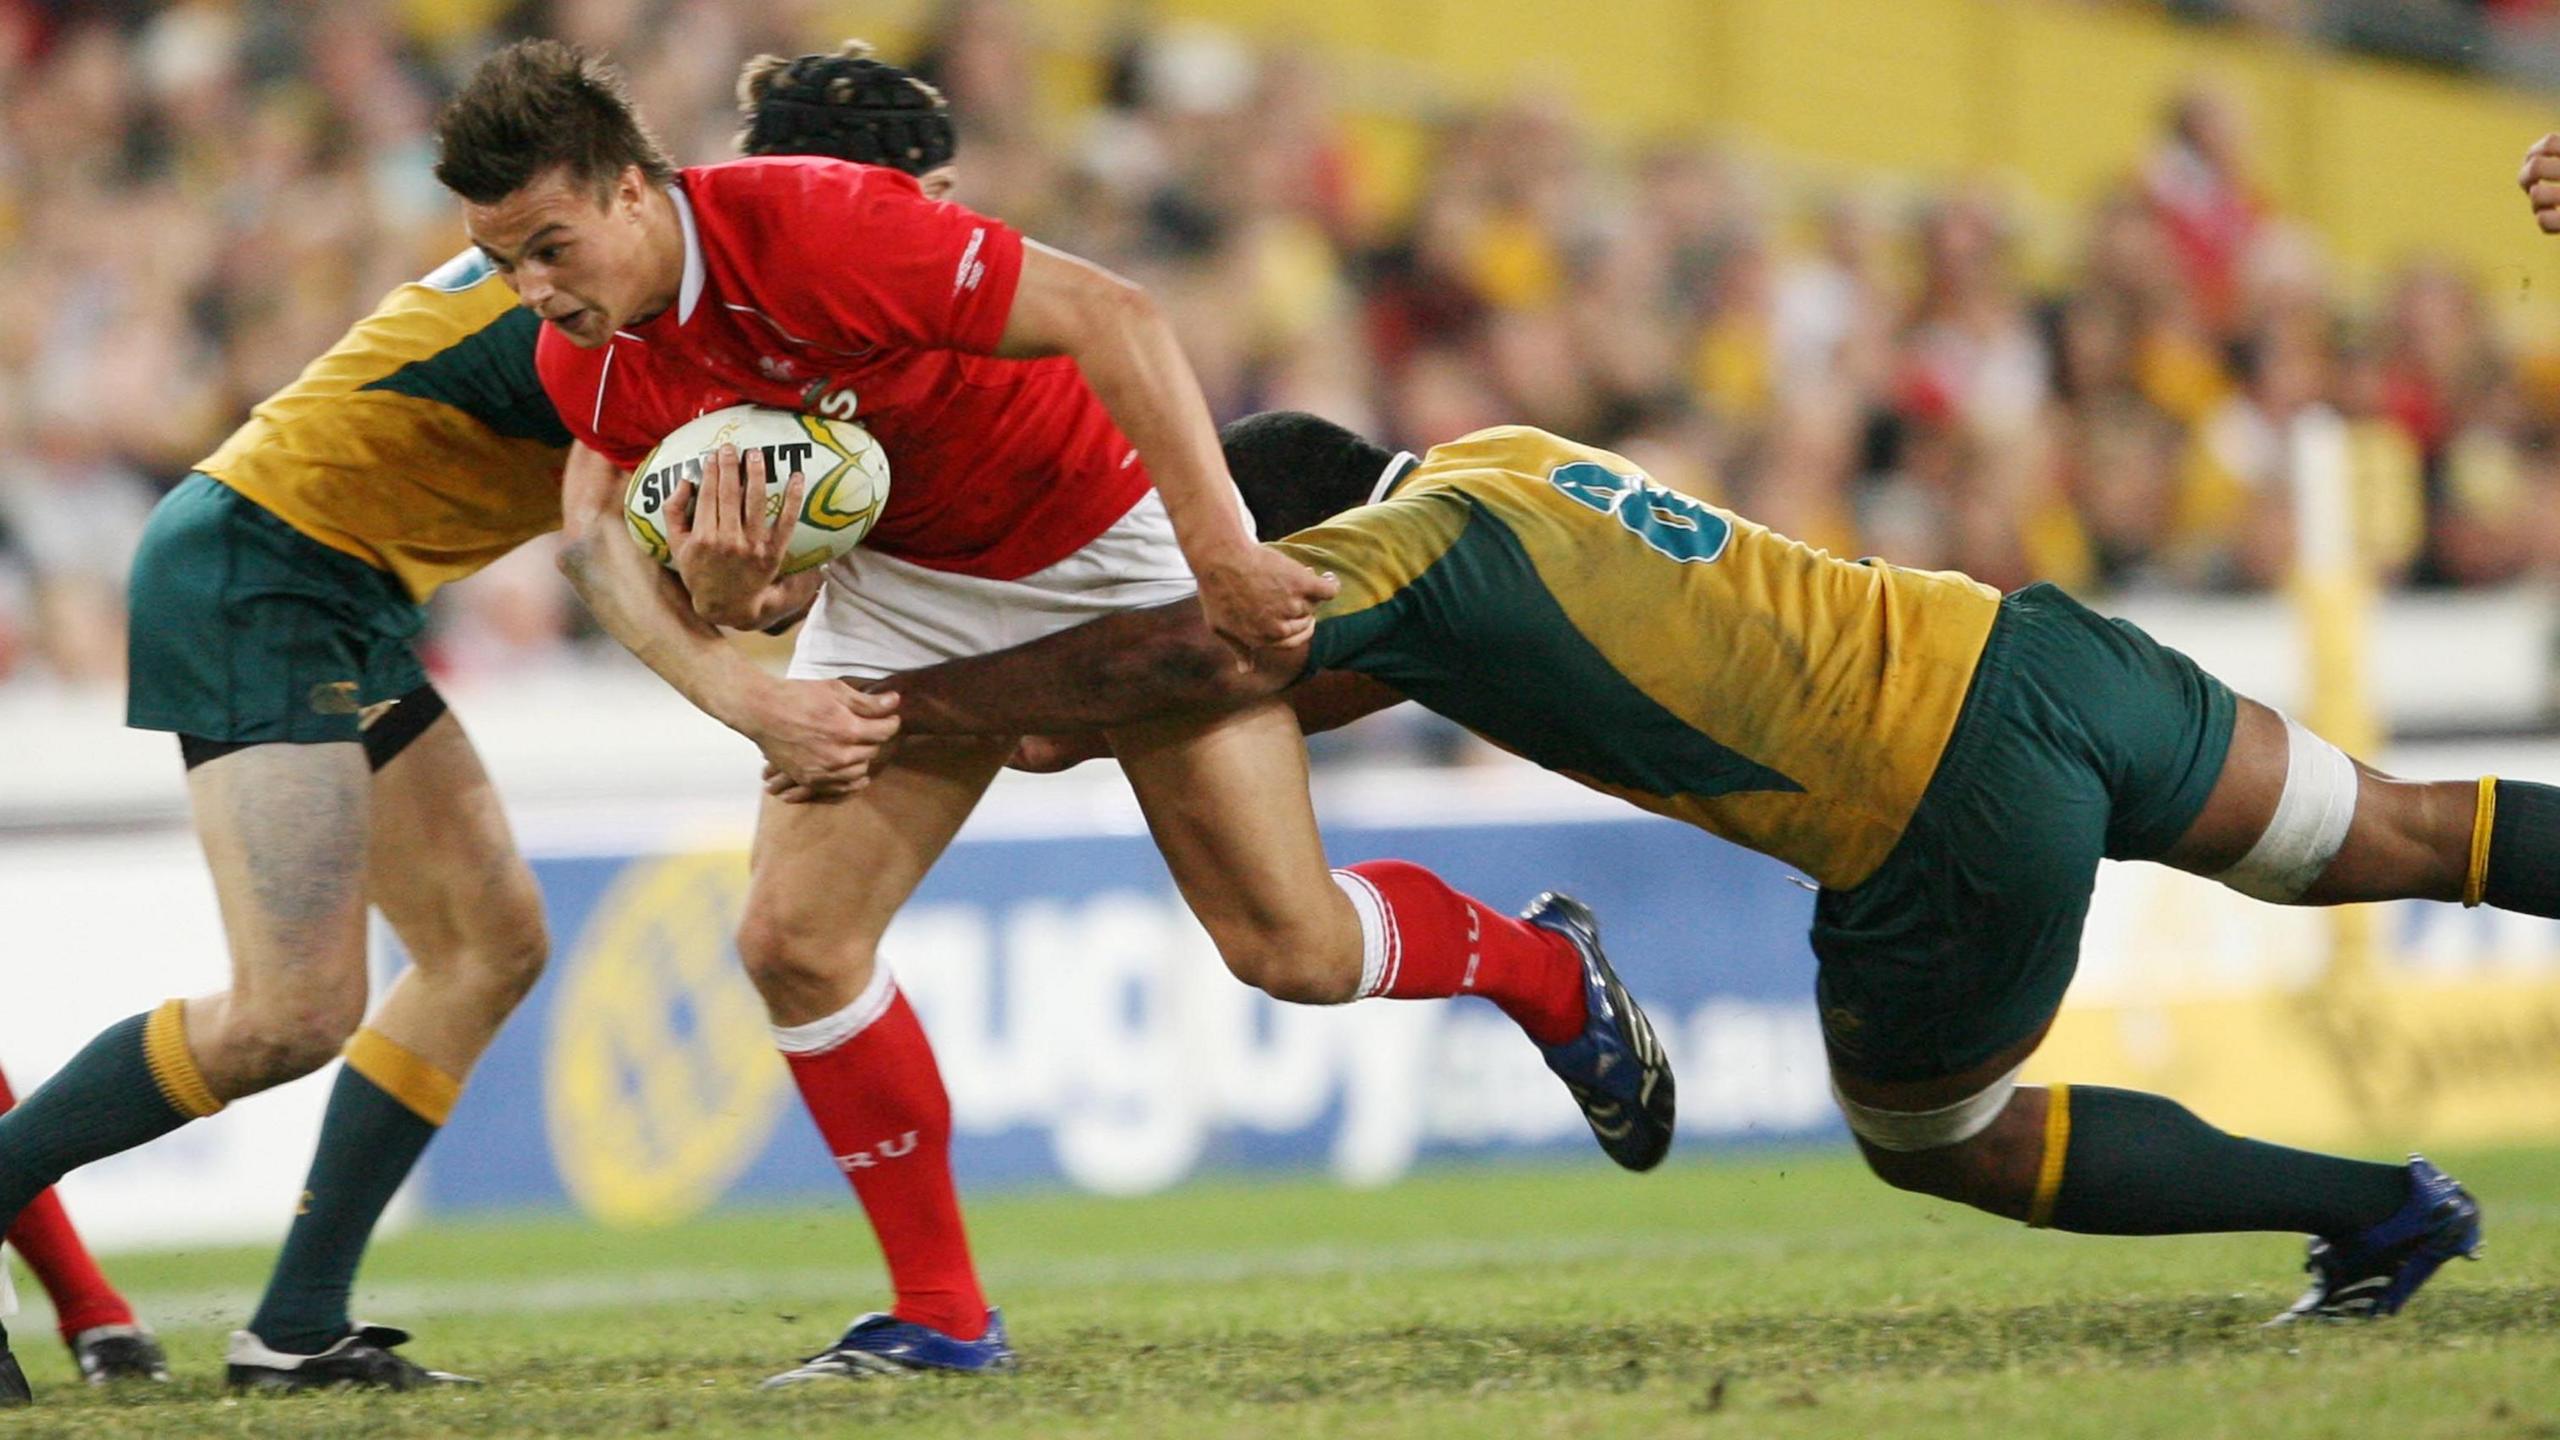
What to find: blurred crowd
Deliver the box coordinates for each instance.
[5,0,2560,708]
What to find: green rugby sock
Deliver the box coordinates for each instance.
[0,1004,220,1229]
[2478,779,2560,917]
[2040,1086,2408,1239]
[247,1029,452,1354]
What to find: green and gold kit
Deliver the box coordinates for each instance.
[196,250,571,602]
[129,252,570,744]
[1271,425,2003,890]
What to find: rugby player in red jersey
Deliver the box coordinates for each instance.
[434,41,1668,1387]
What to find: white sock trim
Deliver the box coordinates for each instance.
[772,966,898,1057]
[1332,869,1397,999]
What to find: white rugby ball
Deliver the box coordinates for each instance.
[623,404,890,575]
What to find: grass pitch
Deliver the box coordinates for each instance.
[8,1146,2558,1439]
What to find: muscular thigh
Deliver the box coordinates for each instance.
[187,740,374,1006]
[364,708,543,971]
[1108,698,1352,948]
[742,735,1012,1008]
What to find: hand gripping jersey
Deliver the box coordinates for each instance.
[537,157,1152,582]
[194,251,572,600]
[1270,426,2004,890]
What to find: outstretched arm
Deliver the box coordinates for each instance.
[875,596,1307,738]
[1003,669,1410,774]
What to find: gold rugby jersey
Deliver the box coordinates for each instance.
[196,251,571,600]
[1271,426,2002,890]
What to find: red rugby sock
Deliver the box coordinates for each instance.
[0,1063,136,1340]
[1333,859,1589,1046]
[775,974,987,1341]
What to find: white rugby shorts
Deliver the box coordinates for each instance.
[789,490,1201,681]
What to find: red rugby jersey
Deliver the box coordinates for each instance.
[536,157,1151,580]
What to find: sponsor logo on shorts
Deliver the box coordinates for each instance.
[308,681,360,716]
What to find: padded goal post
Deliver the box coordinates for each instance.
[2286,406,2381,991]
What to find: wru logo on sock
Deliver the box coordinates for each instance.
[834,1131,922,1173]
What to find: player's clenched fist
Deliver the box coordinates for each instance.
[2520,133,2560,233]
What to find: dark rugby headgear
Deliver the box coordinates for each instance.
[737,41,955,177]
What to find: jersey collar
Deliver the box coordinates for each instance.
[1371,451,1421,504]
[669,183,705,326]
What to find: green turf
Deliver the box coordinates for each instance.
[8,1146,2558,1438]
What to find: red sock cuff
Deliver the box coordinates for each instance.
[1336,860,1588,1045]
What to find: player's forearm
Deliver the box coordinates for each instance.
[558,527,770,728]
[559,443,771,724]
[880,599,1274,736]
[1057,282,1256,569]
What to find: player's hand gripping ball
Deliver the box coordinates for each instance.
[624,404,890,575]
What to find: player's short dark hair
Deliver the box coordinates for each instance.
[1220,411,1400,541]
[433,39,675,204]
[736,39,955,175]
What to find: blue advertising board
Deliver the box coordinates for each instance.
[410,815,1834,1225]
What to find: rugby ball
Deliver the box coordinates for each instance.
[623,404,890,575]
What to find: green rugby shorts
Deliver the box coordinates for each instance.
[126,473,428,746]
[1810,582,2239,1085]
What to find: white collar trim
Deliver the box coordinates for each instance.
[1369,451,1420,506]
[670,185,704,325]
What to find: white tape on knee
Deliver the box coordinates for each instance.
[0,1249,15,1318]
[2215,714,2358,903]
[1831,1063,2023,1153]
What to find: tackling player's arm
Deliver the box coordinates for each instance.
[557,442,893,793]
[996,243,1337,652]
[874,596,1303,738]
[1002,669,1408,775]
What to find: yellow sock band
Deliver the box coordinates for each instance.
[342,1028,461,1126]
[143,999,224,1119]
[2464,776,2498,908]
[2026,1083,2071,1229]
